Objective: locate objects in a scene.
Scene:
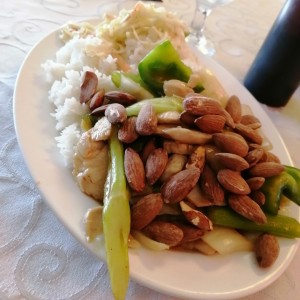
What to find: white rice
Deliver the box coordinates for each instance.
[41,3,199,168]
[42,5,192,167]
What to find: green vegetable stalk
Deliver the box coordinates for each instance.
[138,40,192,95]
[261,165,300,215]
[126,96,183,117]
[207,206,300,238]
[103,125,131,300]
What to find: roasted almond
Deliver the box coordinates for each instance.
[255,233,279,268]
[217,169,251,195]
[183,94,224,116]
[225,95,242,123]
[251,190,266,206]
[89,89,105,111]
[186,145,206,171]
[248,162,285,177]
[260,150,281,163]
[136,103,158,135]
[240,114,261,129]
[246,177,265,191]
[105,103,127,124]
[215,152,249,171]
[221,108,236,129]
[228,194,267,224]
[234,123,263,145]
[161,167,201,204]
[118,117,139,143]
[245,148,265,167]
[179,111,197,127]
[200,165,225,205]
[213,131,249,157]
[104,91,137,106]
[175,222,205,244]
[143,220,184,247]
[124,148,146,192]
[131,193,163,230]
[194,114,226,133]
[180,201,213,231]
[145,148,168,185]
[80,71,98,103]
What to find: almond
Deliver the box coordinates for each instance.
[215,152,249,171]
[136,103,158,135]
[124,148,145,192]
[217,169,251,195]
[131,193,163,230]
[161,167,201,204]
[234,123,263,145]
[80,71,98,103]
[260,151,281,163]
[251,190,266,206]
[104,91,137,106]
[143,220,184,247]
[245,148,264,167]
[89,89,104,111]
[225,95,242,123]
[228,194,267,224]
[183,94,224,116]
[141,137,157,163]
[255,233,279,268]
[248,162,284,177]
[145,148,168,185]
[200,165,225,205]
[221,108,236,129]
[240,114,261,129]
[118,117,139,143]
[179,111,197,127]
[194,114,226,133]
[105,103,127,124]
[175,222,205,244]
[246,177,265,191]
[186,146,206,171]
[180,201,213,231]
[213,131,249,157]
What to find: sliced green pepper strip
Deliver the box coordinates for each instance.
[207,206,300,238]
[138,40,192,95]
[126,96,183,116]
[261,165,300,215]
[103,125,130,300]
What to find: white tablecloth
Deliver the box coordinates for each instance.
[1,0,299,299]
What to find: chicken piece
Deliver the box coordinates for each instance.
[73,129,109,202]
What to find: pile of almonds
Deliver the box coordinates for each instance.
[81,71,282,267]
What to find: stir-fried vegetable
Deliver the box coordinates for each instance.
[207,206,300,238]
[138,40,192,95]
[126,96,183,116]
[261,165,300,215]
[103,125,130,300]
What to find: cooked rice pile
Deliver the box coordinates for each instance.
[41,2,191,167]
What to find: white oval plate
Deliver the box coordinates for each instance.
[13,20,299,300]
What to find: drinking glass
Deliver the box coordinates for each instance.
[188,0,233,56]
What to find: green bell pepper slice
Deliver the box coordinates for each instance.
[261,165,300,215]
[207,206,300,238]
[138,40,192,95]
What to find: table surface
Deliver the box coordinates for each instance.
[1,0,299,299]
